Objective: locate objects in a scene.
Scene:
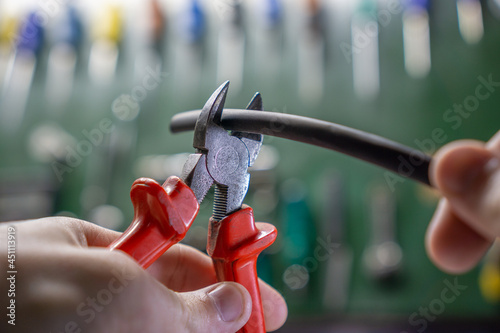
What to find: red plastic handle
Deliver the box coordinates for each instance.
[207,206,277,333]
[108,176,199,268]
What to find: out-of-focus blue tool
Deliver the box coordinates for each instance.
[45,6,83,109]
[175,0,205,94]
[402,0,431,78]
[180,0,205,43]
[0,12,44,133]
[261,0,282,29]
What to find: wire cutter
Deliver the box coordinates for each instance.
[108,81,277,333]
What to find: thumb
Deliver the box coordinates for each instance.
[431,140,500,239]
[169,282,252,333]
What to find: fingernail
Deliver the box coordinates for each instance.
[208,284,244,322]
[442,153,498,194]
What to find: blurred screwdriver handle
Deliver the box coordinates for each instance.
[108,176,199,268]
[208,206,277,333]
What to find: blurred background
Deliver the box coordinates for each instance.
[1,0,500,331]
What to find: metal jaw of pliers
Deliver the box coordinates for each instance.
[108,82,277,333]
[181,80,262,219]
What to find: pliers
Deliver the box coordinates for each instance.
[108,81,277,333]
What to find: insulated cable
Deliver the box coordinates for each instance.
[170,109,433,187]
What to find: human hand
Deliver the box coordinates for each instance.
[0,217,287,333]
[426,131,500,273]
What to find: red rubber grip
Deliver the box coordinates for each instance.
[207,206,277,333]
[108,176,199,268]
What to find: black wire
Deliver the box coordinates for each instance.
[170,109,433,187]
